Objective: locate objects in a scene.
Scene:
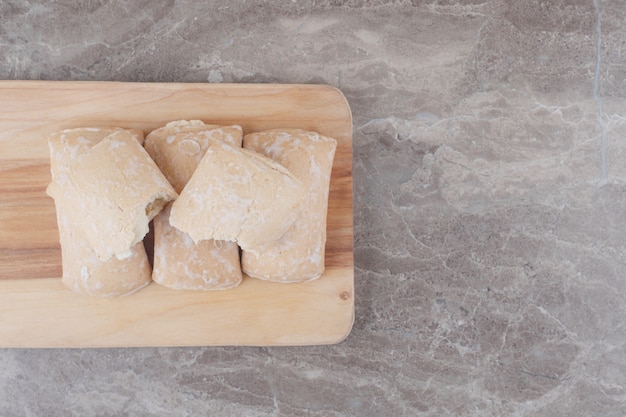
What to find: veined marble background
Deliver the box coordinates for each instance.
[1,1,625,416]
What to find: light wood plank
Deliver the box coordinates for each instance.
[0,81,353,347]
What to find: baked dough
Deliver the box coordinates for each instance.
[46,128,151,297]
[48,127,144,180]
[242,129,337,282]
[169,140,305,253]
[54,206,152,297]
[152,205,242,290]
[144,121,242,193]
[144,121,243,290]
[65,130,177,261]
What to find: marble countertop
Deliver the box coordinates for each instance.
[2,1,625,416]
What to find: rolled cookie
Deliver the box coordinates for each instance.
[65,130,177,261]
[169,141,305,253]
[144,122,243,290]
[242,129,337,282]
[46,128,151,297]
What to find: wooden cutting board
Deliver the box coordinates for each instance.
[0,81,353,348]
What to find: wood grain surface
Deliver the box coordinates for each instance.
[0,81,353,347]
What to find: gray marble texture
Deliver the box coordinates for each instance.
[2,0,626,416]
